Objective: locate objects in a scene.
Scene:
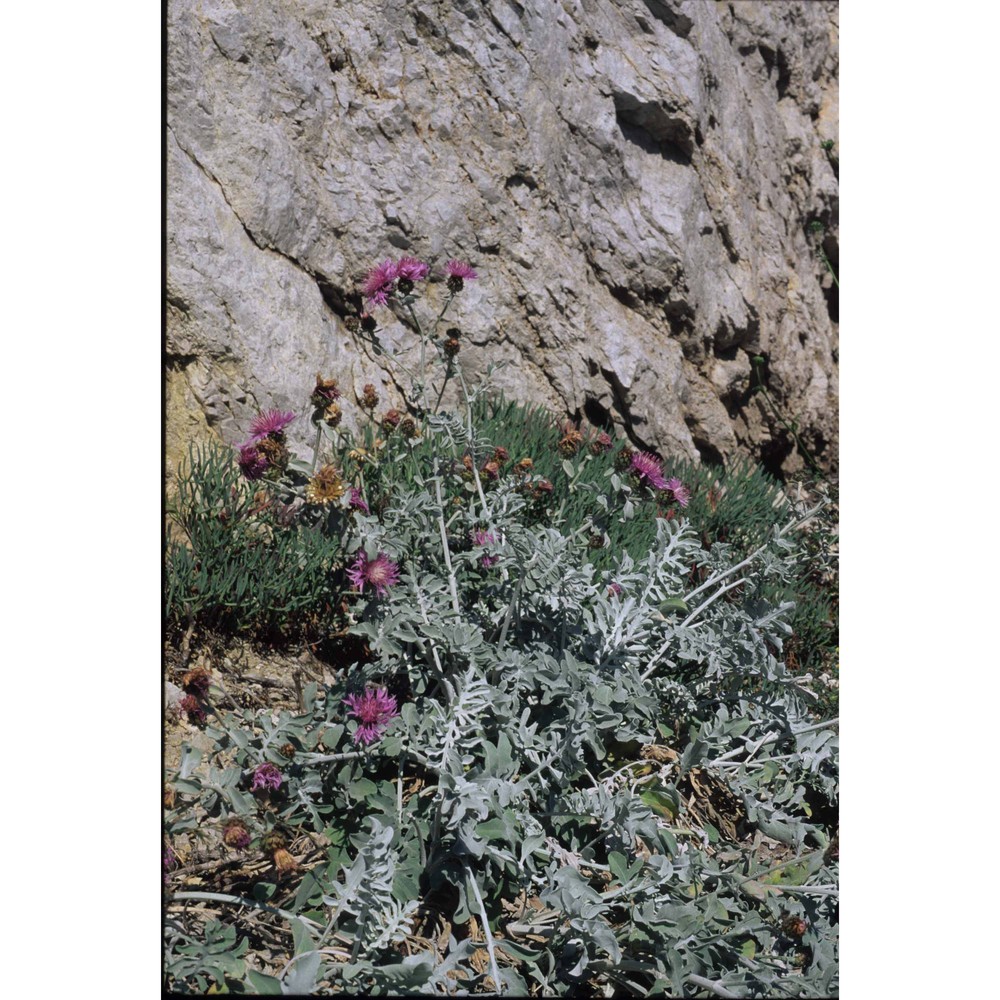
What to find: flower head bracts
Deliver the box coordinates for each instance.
[347,550,400,597]
[344,687,400,746]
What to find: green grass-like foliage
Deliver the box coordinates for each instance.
[165,262,838,996]
[166,442,345,639]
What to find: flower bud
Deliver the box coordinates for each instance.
[273,847,298,874]
[323,402,343,427]
[382,409,402,432]
[443,337,460,358]
[360,383,379,409]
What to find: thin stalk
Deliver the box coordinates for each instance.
[311,422,323,474]
[299,751,366,764]
[465,865,504,994]
[686,973,740,998]
[169,891,323,930]
[434,475,462,615]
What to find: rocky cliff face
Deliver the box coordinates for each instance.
[167,0,838,478]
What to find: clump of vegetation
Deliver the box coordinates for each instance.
[165,254,838,996]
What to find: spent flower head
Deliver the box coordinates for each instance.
[223,819,251,850]
[347,550,400,597]
[344,686,400,746]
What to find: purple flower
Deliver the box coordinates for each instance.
[237,441,269,481]
[362,259,398,306]
[249,409,296,440]
[250,763,283,793]
[344,687,400,746]
[444,259,478,281]
[347,550,401,597]
[630,451,668,491]
[163,844,178,884]
[349,488,370,514]
[395,256,430,282]
[664,477,692,508]
[607,582,622,597]
[473,528,498,568]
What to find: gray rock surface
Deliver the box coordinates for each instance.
[167,0,838,478]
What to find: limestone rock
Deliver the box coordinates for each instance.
[167,0,838,477]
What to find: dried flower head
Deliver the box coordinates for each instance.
[249,409,296,441]
[347,551,401,597]
[323,402,343,427]
[362,259,398,307]
[344,315,361,333]
[237,441,269,481]
[348,488,370,514]
[250,763,283,793]
[273,847,299,874]
[280,743,296,759]
[514,457,534,475]
[311,374,341,408]
[223,819,251,850]
[256,436,290,477]
[492,446,509,465]
[382,409,402,432]
[360,383,379,409]
[182,666,211,697]
[614,445,635,473]
[630,451,668,490]
[261,831,286,853]
[443,336,460,358]
[590,431,613,455]
[481,459,501,481]
[399,416,419,439]
[344,686,400,746]
[180,694,205,724]
[558,425,583,456]
[588,532,605,550]
[306,465,347,506]
[782,914,808,939]
[664,476,692,507]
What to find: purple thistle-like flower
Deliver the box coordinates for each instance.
[395,256,430,282]
[607,582,623,597]
[362,259,398,306]
[344,687,400,746]
[249,409,296,441]
[349,488,370,514]
[237,441,269,481]
[664,477,692,508]
[444,259,478,281]
[347,550,401,597]
[250,763,283,793]
[630,451,668,491]
[473,529,498,568]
